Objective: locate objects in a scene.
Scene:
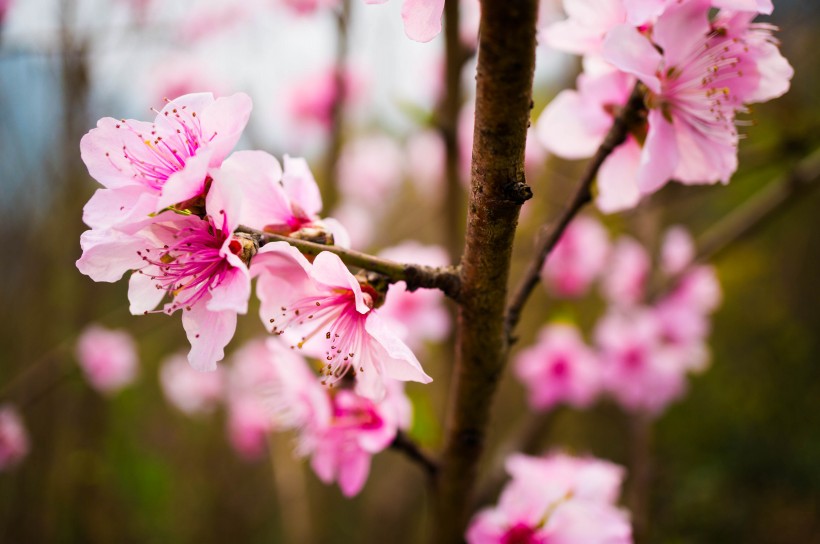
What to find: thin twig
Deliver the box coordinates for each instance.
[237,225,462,299]
[647,146,820,300]
[390,430,439,478]
[503,85,647,347]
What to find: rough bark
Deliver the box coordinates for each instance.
[433,1,539,542]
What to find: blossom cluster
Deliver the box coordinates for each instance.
[467,453,632,543]
[76,92,436,401]
[517,218,721,416]
[536,0,792,212]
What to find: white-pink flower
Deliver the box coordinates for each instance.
[80,92,251,233]
[601,236,650,307]
[514,323,602,412]
[0,406,29,471]
[77,178,253,371]
[541,215,611,298]
[284,67,363,131]
[159,354,224,416]
[595,308,688,415]
[363,0,444,43]
[337,135,404,208]
[75,324,139,395]
[253,249,432,400]
[467,452,632,544]
[306,381,411,496]
[600,0,792,196]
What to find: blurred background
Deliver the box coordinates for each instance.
[0,0,818,542]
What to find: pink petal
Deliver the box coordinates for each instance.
[310,252,369,314]
[198,92,253,166]
[535,90,608,159]
[283,155,323,218]
[712,0,772,14]
[80,118,156,189]
[365,313,432,384]
[652,0,711,68]
[157,149,212,211]
[602,25,662,93]
[337,448,371,497]
[76,229,148,282]
[128,270,166,315]
[401,0,444,43]
[637,109,679,194]
[206,266,250,314]
[82,186,158,233]
[181,302,237,371]
[596,137,642,213]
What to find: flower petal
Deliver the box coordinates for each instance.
[181,302,237,371]
[401,0,445,43]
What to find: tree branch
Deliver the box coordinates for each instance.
[503,85,647,346]
[390,430,439,478]
[648,145,820,300]
[236,225,461,299]
[433,1,539,541]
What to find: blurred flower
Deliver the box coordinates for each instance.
[285,66,365,131]
[377,242,451,350]
[253,250,432,400]
[660,225,695,276]
[595,308,687,415]
[0,406,29,471]
[514,323,601,412]
[305,380,411,496]
[405,130,445,200]
[75,325,139,395]
[600,236,650,308]
[363,0,444,43]
[467,452,632,543]
[337,134,404,207]
[279,0,340,15]
[147,55,231,107]
[541,215,610,298]
[181,3,253,42]
[80,92,252,233]
[159,354,224,416]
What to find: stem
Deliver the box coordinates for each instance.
[322,0,350,210]
[503,85,647,345]
[237,225,461,299]
[433,1,539,541]
[648,146,820,299]
[390,430,439,478]
[439,0,467,262]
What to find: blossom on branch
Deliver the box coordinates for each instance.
[75,325,139,395]
[0,406,29,471]
[467,453,632,543]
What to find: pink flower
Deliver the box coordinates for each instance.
[285,67,364,131]
[75,325,139,395]
[0,406,29,471]
[514,323,602,412]
[541,215,610,298]
[305,380,411,496]
[660,225,695,276]
[253,249,432,400]
[535,69,643,213]
[595,309,688,415]
[467,453,632,544]
[80,92,251,233]
[601,1,792,196]
[376,242,451,350]
[279,0,339,15]
[337,135,404,207]
[405,130,446,200]
[159,354,224,415]
[665,265,722,315]
[543,0,626,56]
[601,236,650,307]
[363,0,444,43]
[77,179,253,371]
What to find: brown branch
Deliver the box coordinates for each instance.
[321,0,350,211]
[437,0,469,262]
[236,225,461,299]
[390,430,439,478]
[503,84,647,347]
[432,1,539,541]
